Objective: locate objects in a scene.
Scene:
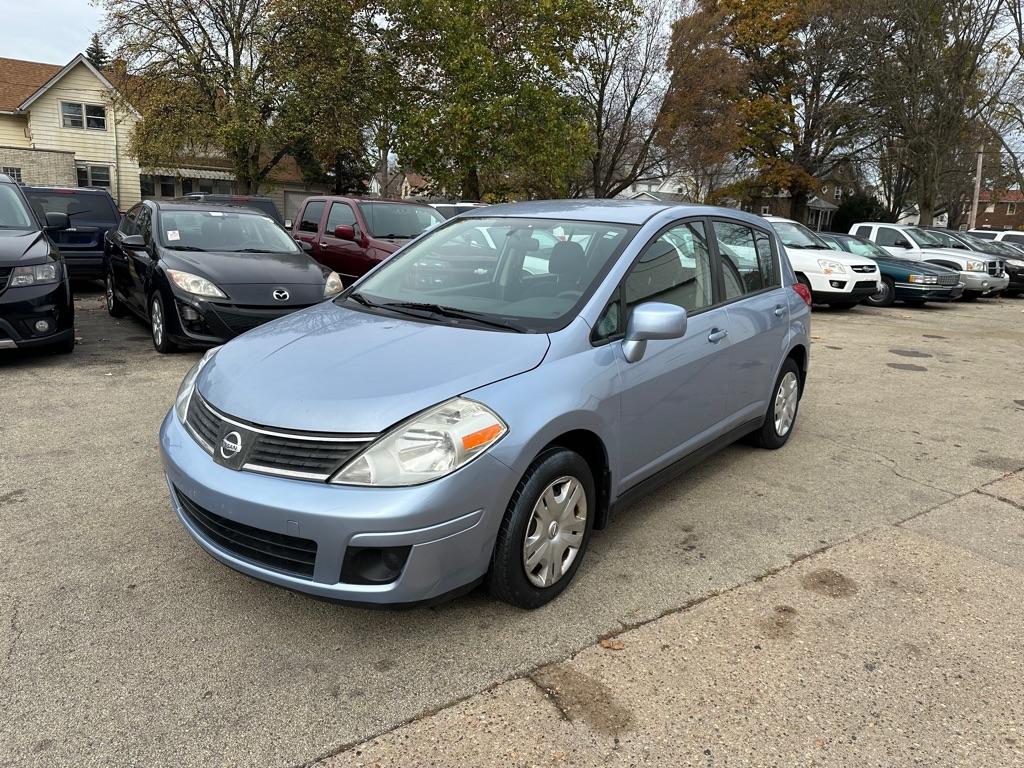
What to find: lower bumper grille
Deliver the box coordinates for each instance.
[209,304,313,335]
[851,280,879,295]
[175,486,318,578]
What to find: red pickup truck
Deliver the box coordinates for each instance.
[291,196,445,284]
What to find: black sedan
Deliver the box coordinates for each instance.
[104,200,343,352]
[0,173,75,354]
[819,232,962,307]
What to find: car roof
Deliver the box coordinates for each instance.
[851,221,914,229]
[458,199,764,226]
[149,200,269,215]
[22,185,111,195]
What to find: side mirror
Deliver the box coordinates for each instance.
[120,233,147,250]
[334,224,356,241]
[893,239,910,248]
[298,240,312,253]
[622,302,688,363]
[44,211,70,231]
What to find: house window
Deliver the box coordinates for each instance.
[761,205,770,215]
[61,101,107,130]
[2,166,22,182]
[985,202,995,213]
[1008,203,1017,216]
[140,174,176,198]
[77,164,110,189]
[833,187,842,199]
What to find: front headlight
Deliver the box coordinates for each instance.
[10,263,60,287]
[174,346,220,423]
[167,269,227,298]
[324,271,344,297]
[332,398,507,486]
[907,274,938,284]
[965,260,986,272]
[816,259,846,274]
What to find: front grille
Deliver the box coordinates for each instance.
[0,266,11,292]
[174,486,318,578]
[988,260,1002,276]
[185,394,375,481]
[851,264,876,273]
[852,280,878,294]
[209,304,313,335]
[937,273,958,286]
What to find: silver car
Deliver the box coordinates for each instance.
[160,200,811,608]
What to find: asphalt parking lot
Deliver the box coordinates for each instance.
[2,285,1023,767]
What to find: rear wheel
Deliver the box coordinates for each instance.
[105,270,128,318]
[149,292,176,354]
[864,277,895,307]
[487,449,595,609]
[752,358,801,450]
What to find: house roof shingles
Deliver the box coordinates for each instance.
[0,56,62,112]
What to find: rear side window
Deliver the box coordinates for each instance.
[855,225,872,238]
[714,221,776,299]
[970,231,996,240]
[1003,233,1024,244]
[25,190,117,223]
[137,207,153,243]
[624,220,715,313]
[118,204,141,236]
[299,201,325,233]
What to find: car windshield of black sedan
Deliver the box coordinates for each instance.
[772,221,829,250]
[343,216,635,331]
[158,210,299,253]
[841,237,891,260]
[356,202,444,239]
[0,185,35,229]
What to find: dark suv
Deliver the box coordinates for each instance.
[23,186,120,280]
[0,174,75,353]
[177,194,284,224]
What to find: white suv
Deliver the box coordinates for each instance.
[763,216,881,307]
[852,222,1008,299]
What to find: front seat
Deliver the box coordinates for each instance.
[548,240,587,290]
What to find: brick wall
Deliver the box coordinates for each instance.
[973,200,1024,231]
[0,146,76,186]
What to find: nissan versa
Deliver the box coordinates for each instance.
[160,201,811,608]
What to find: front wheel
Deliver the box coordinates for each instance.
[487,449,595,609]
[752,359,801,450]
[149,292,177,354]
[864,277,895,307]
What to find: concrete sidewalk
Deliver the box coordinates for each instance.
[322,472,1024,767]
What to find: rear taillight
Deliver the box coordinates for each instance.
[793,282,812,306]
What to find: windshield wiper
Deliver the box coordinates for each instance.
[345,291,378,308]
[165,245,207,252]
[226,248,293,254]
[376,301,527,332]
[376,233,411,239]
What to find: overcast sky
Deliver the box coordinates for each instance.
[0,0,105,64]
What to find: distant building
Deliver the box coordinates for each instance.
[970,190,1024,231]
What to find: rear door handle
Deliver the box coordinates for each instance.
[774,305,786,317]
[707,328,728,343]
[319,241,329,248]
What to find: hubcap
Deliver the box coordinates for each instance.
[523,476,587,588]
[151,299,163,346]
[774,372,799,437]
[106,276,114,309]
[870,282,890,304]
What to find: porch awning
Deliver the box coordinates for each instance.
[149,167,235,180]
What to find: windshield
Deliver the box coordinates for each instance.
[924,230,968,249]
[0,184,37,229]
[840,236,890,259]
[343,216,636,332]
[770,220,829,249]
[905,227,943,247]
[25,190,117,223]
[967,236,1017,257]
[356,202,444,239]
[157,210,301,253]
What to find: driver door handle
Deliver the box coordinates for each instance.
[774,305,786,317]
[707,328,728,344]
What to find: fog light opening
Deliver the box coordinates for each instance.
[340,546,412,585]
[33,319,52,334]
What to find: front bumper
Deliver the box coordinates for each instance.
[159,411,517,604]
[0,278,74,349]
[168,293,316,348]
[804,270,882,298]
[893,282,964,302]
[960,271,1009,295]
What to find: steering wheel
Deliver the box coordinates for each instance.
[556,290,584,301]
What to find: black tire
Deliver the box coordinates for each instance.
[149,292,177,354]
[864,276,896,307]
[959,292,979,302]
[903,299,926,306]
[486,448,596,609]
[752,358,801,450]
[826,301,858,310]
[1004,289,1021,298]
[105,269,128,318]
[51,334,75,354]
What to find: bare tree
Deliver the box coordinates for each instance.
[570,0,670,198]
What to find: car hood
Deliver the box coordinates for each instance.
[917,247,979,263]
[197,301,551,433]
[162,248,327,285]
[0,228,52,266]
[782,245,874,267]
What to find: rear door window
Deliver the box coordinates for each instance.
[854,225,873,238]
[299,201,325,233]
[713,221,773,299]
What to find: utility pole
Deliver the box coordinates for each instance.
[968,143,984,230]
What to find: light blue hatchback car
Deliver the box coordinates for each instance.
[160,200,811,608]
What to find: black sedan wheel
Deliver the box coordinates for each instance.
[864,277,895,307]
[106,270,128,318]
[149,293,177,354]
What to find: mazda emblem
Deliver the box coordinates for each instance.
[273,289,290,301]
[220,431,243,459]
